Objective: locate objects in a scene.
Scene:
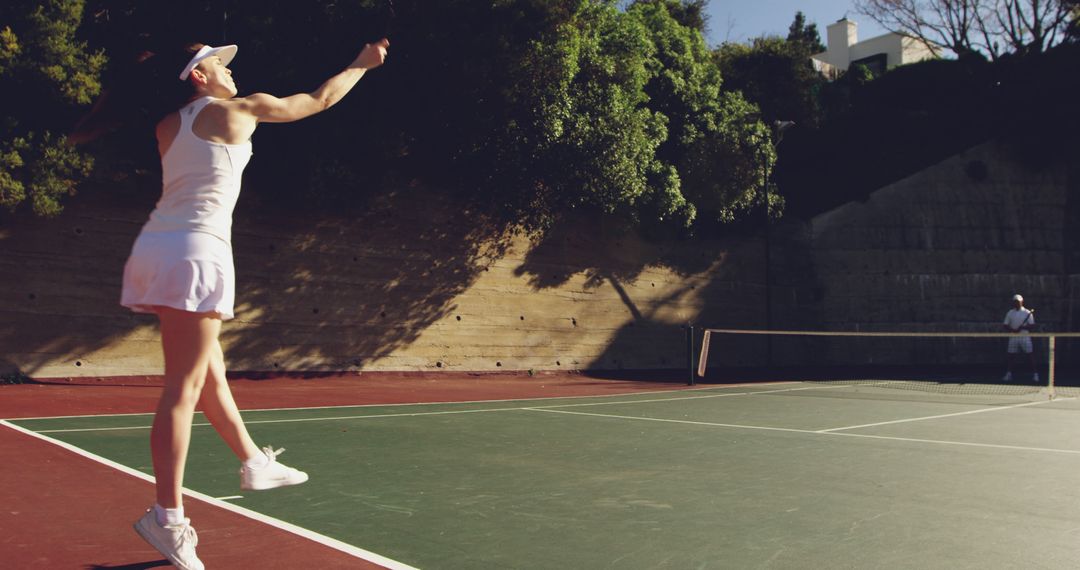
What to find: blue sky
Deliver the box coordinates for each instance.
[702,0,890,47]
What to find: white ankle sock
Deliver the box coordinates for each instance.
[154,504,185,526]
[244,451,269,470]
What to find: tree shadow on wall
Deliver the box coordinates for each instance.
[512,213,720,289]
[221,184,511,371]
[0,172,161,378]
[512,213,767,371]
[0,179,510,377]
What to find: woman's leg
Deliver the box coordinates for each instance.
[151,307,221,509]
[198,339,261,461]
[199,338,309,491]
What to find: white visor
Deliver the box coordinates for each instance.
[179,44,238,81]
[1013,294,1023,302]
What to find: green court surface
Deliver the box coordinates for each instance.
[13,383,1080,569]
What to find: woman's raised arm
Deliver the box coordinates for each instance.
[237,39,388,123]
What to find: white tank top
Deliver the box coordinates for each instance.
[142,96,253,242]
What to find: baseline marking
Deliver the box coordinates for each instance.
[34,407,529,433]
[0,420,418,570]
[7,381,798,421]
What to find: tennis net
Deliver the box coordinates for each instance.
[696,328,1080,398]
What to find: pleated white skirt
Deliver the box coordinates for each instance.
[120,230,235,320]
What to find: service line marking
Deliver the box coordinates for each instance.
[522,405,1080,456]
[816,399,1060,433]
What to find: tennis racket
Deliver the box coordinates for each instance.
[1016,308,1034,332]
[1019,308,1036,332]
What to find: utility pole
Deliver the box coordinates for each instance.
[763,120,795,368]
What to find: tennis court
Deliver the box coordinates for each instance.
[7,377,1080,569]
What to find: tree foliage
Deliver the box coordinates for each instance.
[630,0,770,225]
[9,0,769,236]
[633,0,709,33]
[710,7,1077,222]
[457,0,768,231]
[714,12,826,129]
[775,40,1079,218]
[0,0,103,216]
[787,11,826,54]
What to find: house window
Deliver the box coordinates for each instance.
[851,53,887,76]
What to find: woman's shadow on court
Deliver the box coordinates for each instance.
[85,561,170,570]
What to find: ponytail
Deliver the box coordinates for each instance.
[70,44,204,144]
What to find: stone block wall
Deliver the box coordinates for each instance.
[759,139,1075,368]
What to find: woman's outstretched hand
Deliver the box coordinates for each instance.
[353,39,390,71]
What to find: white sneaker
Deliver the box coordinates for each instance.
[1002,372,1013,382]
[133,508,204,570]
[240,446,309,491]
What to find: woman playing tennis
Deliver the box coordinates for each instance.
[74,38,388,569]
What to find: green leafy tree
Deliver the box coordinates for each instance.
[787,11,825,54]
[633,0,709,32]
[486,0,767,231]
[0,0,103,216]
[715,13,826,129]
[62,0,768,234]
[629,0,770,226]
[484,1,670,229]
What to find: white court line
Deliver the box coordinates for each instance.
[243,382,795,414]
[0,419,419,570]
[522,408,1080,456]
[32,425,165,434]
[543,384,847,409]
[215,495,244,501]
[33,408,570,433]
[8,381,797,422]
[826,431,1080,455]
[34,407,529,434]
[32,384,838,434]
[526,407,816,434]
[816,399,1059,433]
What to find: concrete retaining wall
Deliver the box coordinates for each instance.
[0,183,762,378]
[753,139,1076,368]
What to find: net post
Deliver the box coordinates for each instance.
[697,330,712,379]
[686,324,695,386]
[1048,335,1056,398]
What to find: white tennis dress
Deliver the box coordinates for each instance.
[121,96,253,319]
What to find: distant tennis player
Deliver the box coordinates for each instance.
[1002,294,1037,382]
[72,39,389,569]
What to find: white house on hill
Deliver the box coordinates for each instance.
[811,18,939,78]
